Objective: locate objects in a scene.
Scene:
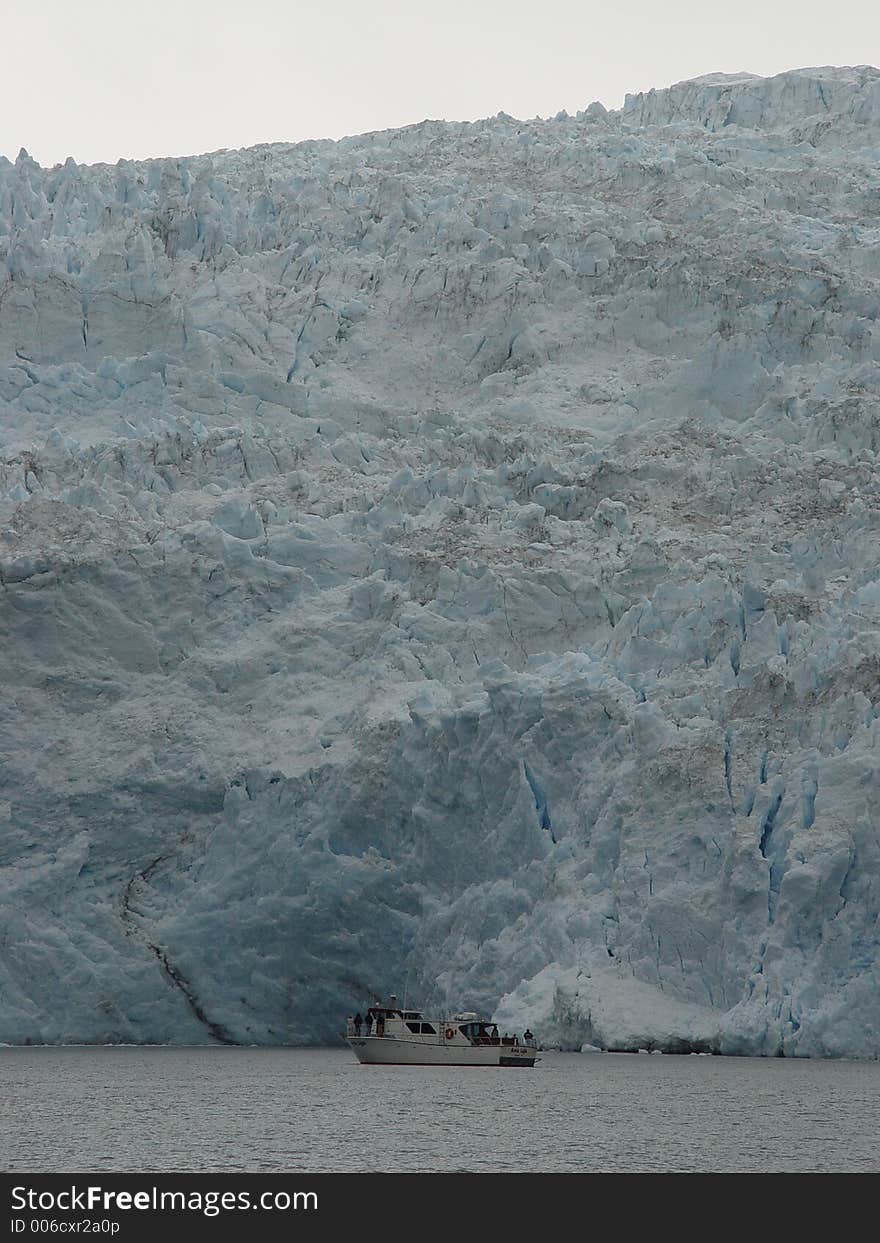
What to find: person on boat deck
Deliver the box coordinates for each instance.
[523,1028,535,1046]
[353,1012,363,1035]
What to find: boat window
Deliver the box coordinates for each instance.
[406,1022,421,1034]
[420,1023,436,1034]
[456,1021,501,1043]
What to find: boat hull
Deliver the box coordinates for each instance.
[347,1036,536,1066]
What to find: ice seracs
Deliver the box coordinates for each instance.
[1,67,880,1057]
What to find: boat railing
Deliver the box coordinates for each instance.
[346,1020,386,1037]
[346,1020,381,1036]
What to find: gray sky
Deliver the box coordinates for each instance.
[5,0,879,166]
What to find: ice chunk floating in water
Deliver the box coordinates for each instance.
[2,67,880,1056]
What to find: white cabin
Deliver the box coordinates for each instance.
[345,1002,538,1066]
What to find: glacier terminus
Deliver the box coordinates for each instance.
[2,66,880,1057]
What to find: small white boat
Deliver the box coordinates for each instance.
[345,999,538,1067]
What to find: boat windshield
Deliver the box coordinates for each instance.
[458,1021,506,1045]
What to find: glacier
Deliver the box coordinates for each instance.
[2,65,880,1055]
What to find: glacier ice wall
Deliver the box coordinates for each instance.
[2,66,880,1054]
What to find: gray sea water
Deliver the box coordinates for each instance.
[2,1047,879,1173]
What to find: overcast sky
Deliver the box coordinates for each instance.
[4,0,879,166]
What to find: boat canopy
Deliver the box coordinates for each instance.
[366,1006,422,1020]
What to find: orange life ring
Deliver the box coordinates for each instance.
[444,1027,454,1041]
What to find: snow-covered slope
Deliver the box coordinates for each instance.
[2,66,880,1055]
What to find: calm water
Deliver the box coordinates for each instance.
[2,1047,879,1173]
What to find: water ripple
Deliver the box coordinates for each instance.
[2,1048,879,1173]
